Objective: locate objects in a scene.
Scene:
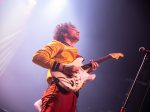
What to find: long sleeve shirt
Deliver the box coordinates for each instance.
[32,40,78,83]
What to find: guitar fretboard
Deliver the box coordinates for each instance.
[81,55,112,70]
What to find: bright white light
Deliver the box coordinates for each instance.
[51,0,67,13]
[42,0,69,24]
[28,0,37,7]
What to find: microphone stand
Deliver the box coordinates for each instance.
[120,53,148,112]
[138,81,150,112]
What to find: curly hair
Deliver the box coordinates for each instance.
[53,22,76,42]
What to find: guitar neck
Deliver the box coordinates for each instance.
[81,55,112,70]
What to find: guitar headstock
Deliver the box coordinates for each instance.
[109,53,124,59]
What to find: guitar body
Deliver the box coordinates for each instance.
[51,53,124,92]
[51,57,96,92]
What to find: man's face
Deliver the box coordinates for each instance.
[67,27,80,43]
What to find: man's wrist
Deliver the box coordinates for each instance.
[58,64,65,72]
[52,61,60,71]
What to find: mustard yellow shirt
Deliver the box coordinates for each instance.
[32,40,78,83]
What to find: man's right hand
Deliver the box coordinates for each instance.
[59,64,79,77]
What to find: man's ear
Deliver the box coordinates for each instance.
[61,32,69,37]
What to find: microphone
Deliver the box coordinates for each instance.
[139,47,150,53]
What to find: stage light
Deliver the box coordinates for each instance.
[28,0,37,6]
[0,30,23,77]
[50,0,67,13]
[43,0,68,17]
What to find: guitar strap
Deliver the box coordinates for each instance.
[50,77,59,85]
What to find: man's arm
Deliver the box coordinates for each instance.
[34,99,42,112]
[32,41,64,69]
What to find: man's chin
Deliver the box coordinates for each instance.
[73,39,79,43]
[71,37,79,42]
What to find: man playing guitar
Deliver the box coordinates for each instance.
[32,22,123,112]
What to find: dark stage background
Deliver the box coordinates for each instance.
[0,0,149,112]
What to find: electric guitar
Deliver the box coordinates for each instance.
[51,53,124,92]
